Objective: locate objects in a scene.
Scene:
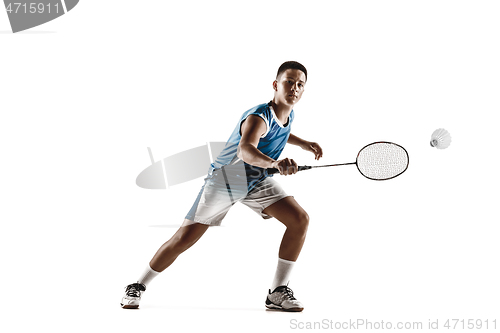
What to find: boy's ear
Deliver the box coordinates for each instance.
[273,80,278,91]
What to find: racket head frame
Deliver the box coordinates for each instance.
[355,141,409,181]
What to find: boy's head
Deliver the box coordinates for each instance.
[273,61,307,106]
[276,61,307,82]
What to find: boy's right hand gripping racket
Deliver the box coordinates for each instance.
[267,141,409,181]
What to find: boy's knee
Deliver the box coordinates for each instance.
[292,211,309,234]
[172,223,207,251]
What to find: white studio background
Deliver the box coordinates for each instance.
[1,1,499,332]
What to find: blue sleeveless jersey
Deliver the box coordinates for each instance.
[209,102,294,191]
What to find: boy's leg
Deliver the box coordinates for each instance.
[121,220,209,309]
[262,196,309,312]
[149,220,210,272]
[262,196,309,262]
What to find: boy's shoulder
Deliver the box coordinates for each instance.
[236,103,271,127]
[245,102,270,115]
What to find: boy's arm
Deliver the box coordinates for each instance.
[288,133,323,160]
[237,115,297,175]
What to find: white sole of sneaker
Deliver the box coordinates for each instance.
[265,304,304,312]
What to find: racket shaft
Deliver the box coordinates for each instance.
[316,162,356,168]
[267,163,355,175]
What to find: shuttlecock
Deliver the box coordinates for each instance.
[430,128,452,149]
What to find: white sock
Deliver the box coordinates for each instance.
[137,265,160,288]
[271,258,295,291]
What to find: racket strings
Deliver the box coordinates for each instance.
[356,143,408,180]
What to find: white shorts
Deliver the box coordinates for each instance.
[185,171,289,226]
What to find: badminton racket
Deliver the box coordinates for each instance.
[267,141,409,181]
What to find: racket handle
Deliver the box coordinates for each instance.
[267,165,312,175]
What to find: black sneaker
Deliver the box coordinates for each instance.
[120,283,146,309]
[265,285,304,312]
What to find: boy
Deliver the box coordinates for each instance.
[121,61,323,312]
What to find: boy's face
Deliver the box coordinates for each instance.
[273,69,306,106]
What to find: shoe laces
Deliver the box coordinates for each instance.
[125,283,146,297]
[276,286,297,300]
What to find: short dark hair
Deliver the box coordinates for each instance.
[276,61,307,81]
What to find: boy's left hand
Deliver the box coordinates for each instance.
[303,141,323,160]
